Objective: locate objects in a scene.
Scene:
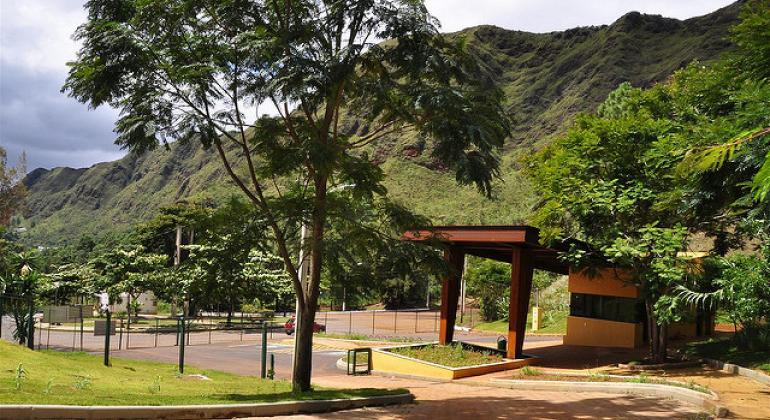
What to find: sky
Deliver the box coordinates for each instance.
[0,0,735,171]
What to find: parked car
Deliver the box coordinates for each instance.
[284,316,326,335]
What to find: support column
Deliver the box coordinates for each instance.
[508,247,534,359]
[439,247,464,345]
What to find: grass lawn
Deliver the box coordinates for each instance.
[0,341,401,406]
[473,311,567,335]
[388,343,503,367]
[682,338,770,374]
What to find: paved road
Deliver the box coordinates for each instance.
[105,328,546,380]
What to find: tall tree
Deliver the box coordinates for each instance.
[64,0,509,391]
[683,0,770,202]
[0,146,27,227]
[526,84,693,363]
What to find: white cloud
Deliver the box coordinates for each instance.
[425,0,735,33]
[0,0,739,170]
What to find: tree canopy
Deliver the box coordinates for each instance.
[64,0,511,391]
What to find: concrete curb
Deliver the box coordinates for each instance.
[466,379,727,418]
[0,393,415,420]
[704,358,770,386]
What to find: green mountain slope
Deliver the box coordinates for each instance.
[21,2,741,245]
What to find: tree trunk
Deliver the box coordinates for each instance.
[658,323,668,364]
[292,302,316,392]
[645,301,657,360]
[291,174,329,393]
[226,297,234,327]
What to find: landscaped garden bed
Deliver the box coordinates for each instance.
[617,357,704,371]
[388,342,504,367]
[370,342,533,380]
[0,341,402,406]
[507,367,712,394]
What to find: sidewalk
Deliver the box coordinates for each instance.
[270,373,701,419]
[609,366,770,420]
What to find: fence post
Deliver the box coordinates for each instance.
[415,311,418,333]
[348,311,352,335]
[104,309,111,366]
[260,323,267,379]
[393,310,397,334]
[434,311,438,332]
[80,307,84,351]
[46,324,51,350]
[27,294,35,350]
[155,318,159,348]
[178,314,186,374]
[372,311,375,335]
[118,318,124,350]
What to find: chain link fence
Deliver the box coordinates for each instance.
[2,292,479,354]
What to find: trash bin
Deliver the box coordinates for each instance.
[496,336,507,352]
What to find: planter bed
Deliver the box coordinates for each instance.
[371,342,535,380]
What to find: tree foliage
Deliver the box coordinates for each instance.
[0,146,27,227]
[64,0,509,391]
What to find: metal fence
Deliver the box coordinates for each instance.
[32,314,286,352]
[2,294,479,354]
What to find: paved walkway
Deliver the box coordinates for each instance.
[609,366,770,420]
[266,374,701,419]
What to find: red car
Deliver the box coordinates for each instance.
[284,316,326,335]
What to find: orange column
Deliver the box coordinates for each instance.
[508,246,534,359]
[439,247,464,345]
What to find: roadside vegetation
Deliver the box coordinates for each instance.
[473,311,568,336]
[0,341,399,406]
[526,0,770,364]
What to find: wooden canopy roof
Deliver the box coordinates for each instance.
[403,225,570,274]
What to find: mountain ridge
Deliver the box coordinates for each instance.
[19,1,742,245]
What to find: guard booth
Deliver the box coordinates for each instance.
[404,226,569,359]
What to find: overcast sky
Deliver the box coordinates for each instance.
[0,0,734,171]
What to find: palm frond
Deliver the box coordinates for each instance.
[675,285,723,310]
[680,126,770,174]
[752,150,770,202]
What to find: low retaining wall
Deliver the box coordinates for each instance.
[0,393,414,420]
[705,358,770,386]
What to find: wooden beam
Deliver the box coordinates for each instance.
[508,246,534,359]
[404,227,538,244]
[439,247,464,345]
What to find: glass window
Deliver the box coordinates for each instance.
[570,293,643,323]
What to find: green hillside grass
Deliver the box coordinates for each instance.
[0,341,398,405]
[19,3,741,245]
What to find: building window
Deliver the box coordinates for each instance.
[570,293,644,323]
